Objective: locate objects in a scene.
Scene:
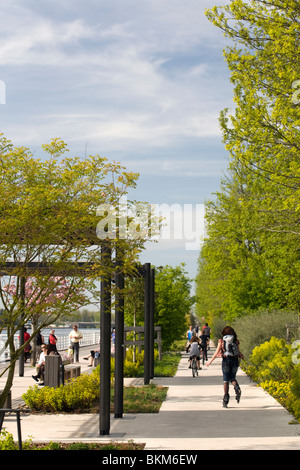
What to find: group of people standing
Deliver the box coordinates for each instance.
[186,323,244,408]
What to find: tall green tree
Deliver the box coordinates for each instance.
[196,1,300,322]
[0,135,147,407]
[206,0,300,235]
[155,264,194,350]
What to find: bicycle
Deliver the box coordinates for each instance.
[201,346,208,366]
[191,355,198,377]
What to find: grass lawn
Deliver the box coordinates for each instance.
[128,351,181,378]
[111,384,168,413]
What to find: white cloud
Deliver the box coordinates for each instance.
[0,0,232,281]
[0,0,231,146]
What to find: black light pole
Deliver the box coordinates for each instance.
[114,261,124,418]
[19,276,26,377]
[99,242,112,436]
[149,267,155,379]
[143,263,151,385]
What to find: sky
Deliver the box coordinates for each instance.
[0,0,234,291]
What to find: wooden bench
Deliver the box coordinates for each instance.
[44,355,81,387]
[63,364,81,381]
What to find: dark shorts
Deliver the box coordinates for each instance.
[222,356,239,383]
[190,355,200,360]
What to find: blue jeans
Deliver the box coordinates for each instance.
[222,356,239,383]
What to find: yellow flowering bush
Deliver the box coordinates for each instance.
[260,379,292,402]
[247,337,293,382]
[247,338,300,421]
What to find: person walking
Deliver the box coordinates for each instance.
[69,325,83,363]
[206,326,243,408]
[19,327,31,363]
[48,329,58,353]
[36,330,44,357]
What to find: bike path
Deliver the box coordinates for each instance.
[0,345,299,450]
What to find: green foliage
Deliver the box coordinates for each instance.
[290,365,300,399]
[196,1,300,322]
[0,429,18,450]
[155,264,194,350]
[114,384,168,413]
[22,348,172,412]
[23,370,100,412]
[124,350,144,377]
[124,276,145,326]
[247,337,293,382]
[0,134,149,408]
[0,429,144,450]
[233,310,299,362]
[152,352,181,377]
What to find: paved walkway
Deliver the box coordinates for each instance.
[0,344,299,450]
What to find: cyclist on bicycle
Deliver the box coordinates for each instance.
[188,336,201,370]
[199,331,209,362]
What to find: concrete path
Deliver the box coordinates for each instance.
[0,344,299,450]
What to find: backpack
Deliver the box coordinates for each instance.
[222,335,239,357]
[203,326,210,336]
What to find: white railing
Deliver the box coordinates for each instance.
[0,331,100,362]
[44,332,101,351]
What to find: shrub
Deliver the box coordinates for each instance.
[233,310,299,362]
[0,429,18,450]
[246,337,300,421]
[248,337,293,383]
[23,369,100,412]
[291,364,300,399]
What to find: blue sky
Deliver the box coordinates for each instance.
[0,0,233,288]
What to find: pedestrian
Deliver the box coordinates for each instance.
[206,326,244,408]
[18,327,31,363]
[202,323,211,338]
[69,325,83,363]
[186,326,193,352]
[48,329,58,352]
[36,330,44,357]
